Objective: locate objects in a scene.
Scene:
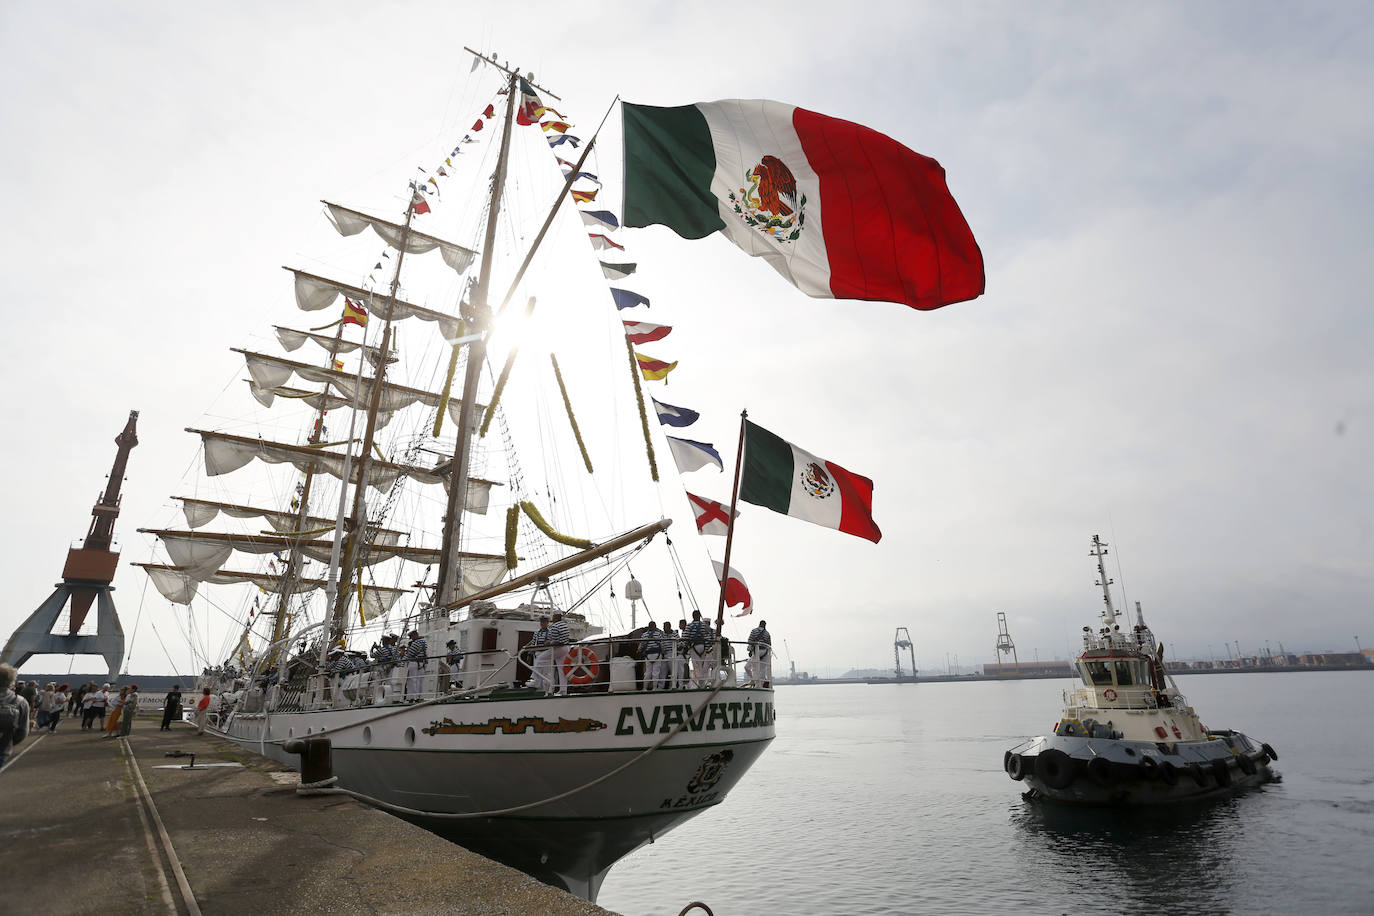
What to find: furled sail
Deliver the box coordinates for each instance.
[287,268,468,342]
[322,202,478,274]
[274,326,386,362]
[194,429,438,490]
[189,430,497,510]
[139,529,509,594]
[175,497,406,546]
[135,563,409,620]
[234,349,479,424]
[246,381,350,412]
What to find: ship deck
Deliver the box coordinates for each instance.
[1,721,610,915]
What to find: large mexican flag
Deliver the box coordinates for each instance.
[622,99,984,311]
[739,420,881,543]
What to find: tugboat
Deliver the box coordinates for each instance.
[1004,536,1277,803]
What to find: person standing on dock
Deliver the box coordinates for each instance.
[546,611,572,696]
[195,687,212,734]
[102,687,127,738]
[118,685,140,738]
[0,664,30,767]
[403,629,428,700]
[160,686,183,731]
[745,621,772,687]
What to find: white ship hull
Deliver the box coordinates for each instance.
[213,685,775,898]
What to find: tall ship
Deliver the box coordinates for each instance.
[136,54,775,900]
[1004,536,1277,804]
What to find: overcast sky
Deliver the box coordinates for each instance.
[2,1,1370,679]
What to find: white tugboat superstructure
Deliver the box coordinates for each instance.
[1004,536,1277,804]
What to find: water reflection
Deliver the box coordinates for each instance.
[1008,790,1272,912]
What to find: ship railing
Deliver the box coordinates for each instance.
[1063,685,1167,710]
[248,636,767,715]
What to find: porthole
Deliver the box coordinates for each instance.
[404,726,416,746]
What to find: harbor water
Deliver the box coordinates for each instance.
[597,671,1373,915]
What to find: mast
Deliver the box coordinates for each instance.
[1090,534,1118,626]
[715,410,748,632]
[436,66,519,606]
[326,198,418,643]
[268,320,350,655]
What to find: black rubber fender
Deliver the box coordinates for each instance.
[1212,757,1232,787]
[1137,755,1159,781]
[1086,756,1115,788]
[1005,750,1027,781]
[1261,742,1278,761]
[1237,753,1258,776]
[1158,760,1180,786]
[1036,748,1078,790]
[1189,763,1209,787]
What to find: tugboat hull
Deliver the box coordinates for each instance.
[1005,730,1277,805]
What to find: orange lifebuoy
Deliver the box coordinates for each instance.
[562,646,600,686]
[1103,688,1118,702]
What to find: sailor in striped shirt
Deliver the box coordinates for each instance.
[661,621,681,689]
[529,616,551,691]
[745,621,772,686]
[403,629,427,700]
[545,612,572,696]
[683,610,713,688]
[641,622,666,690]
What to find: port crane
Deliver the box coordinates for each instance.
[894,627,916,679]
[995,611,1019,673]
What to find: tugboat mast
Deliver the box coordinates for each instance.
[1090,534,1118,627]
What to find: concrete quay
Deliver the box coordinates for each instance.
[0,720,612,916]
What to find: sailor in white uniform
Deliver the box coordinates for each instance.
[641,622,666,690]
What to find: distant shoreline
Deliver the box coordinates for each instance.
[777,664,1374,686]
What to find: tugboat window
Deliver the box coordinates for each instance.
[1083,661,1113,685]
[1114,661,1136,686]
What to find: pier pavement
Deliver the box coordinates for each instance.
[0,720,612,916]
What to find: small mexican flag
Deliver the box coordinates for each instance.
[622,99,984,311]
[739,420,881,543]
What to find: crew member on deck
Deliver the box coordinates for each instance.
[404,629,428,700]
[442,639,462,691]
[661,621,680,689]
[528,616,551,690]
[683,610,712,687]
[746,621,772,687]
[641,621,666,690]
[545,612,572,696]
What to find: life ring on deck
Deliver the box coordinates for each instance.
[1103,688,1118,702]
[562,646,601,686]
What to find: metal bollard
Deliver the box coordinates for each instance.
[283,735,334,785]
